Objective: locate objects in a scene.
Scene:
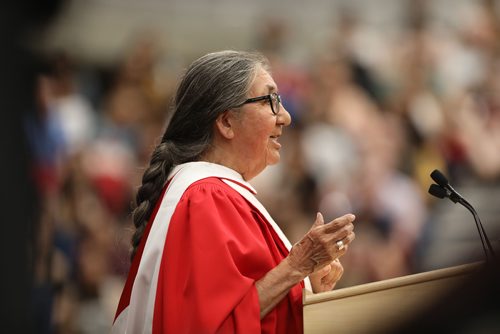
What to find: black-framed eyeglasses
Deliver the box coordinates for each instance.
[235,92,281,115]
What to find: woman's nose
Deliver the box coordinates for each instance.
[277,104,292,126]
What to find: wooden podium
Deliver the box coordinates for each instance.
[303,262,482,333]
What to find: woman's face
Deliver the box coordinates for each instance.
[233,66,291,180]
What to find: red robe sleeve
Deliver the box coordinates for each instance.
[152,177,303,334]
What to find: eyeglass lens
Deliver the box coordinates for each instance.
[272,94,280,115]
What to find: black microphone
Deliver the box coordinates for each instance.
[430,169,463,203]
[428,169,496,263]
[428,183,447,199]
[428,181,461,203]
[430,169,449,187]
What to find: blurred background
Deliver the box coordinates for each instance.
[2,0,500,333]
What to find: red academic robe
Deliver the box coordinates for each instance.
[113,163,304,334]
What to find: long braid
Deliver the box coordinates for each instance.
[129,50,269,260]
[130,142,171,260]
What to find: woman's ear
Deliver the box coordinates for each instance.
[215,111,235,139]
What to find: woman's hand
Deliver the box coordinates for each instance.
[286,212,355,277]
[309,259,344,293]
[256,212,354,318]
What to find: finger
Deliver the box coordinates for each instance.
[323,223,354,247]
[339,230,356,246]
[311,212,325,229]
[330,271,343,284]
[316,263,332,277]
[347,230,356,243]
[322,263,343,285]
[323,214,355,233]
[331,259,343,271]
[333,232,355,257]
[328,263,343,280]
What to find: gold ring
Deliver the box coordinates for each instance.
[336,240,345,251]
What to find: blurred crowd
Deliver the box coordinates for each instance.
[22,1,500,333]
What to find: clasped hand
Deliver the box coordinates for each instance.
[287,212,355,292]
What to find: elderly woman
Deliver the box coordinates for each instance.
[112,50,355,333]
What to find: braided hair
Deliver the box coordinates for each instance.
[130,50,269,260]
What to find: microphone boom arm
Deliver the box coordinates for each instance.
[457,197,496,262]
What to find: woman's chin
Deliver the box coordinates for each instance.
[266,153,281,166]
